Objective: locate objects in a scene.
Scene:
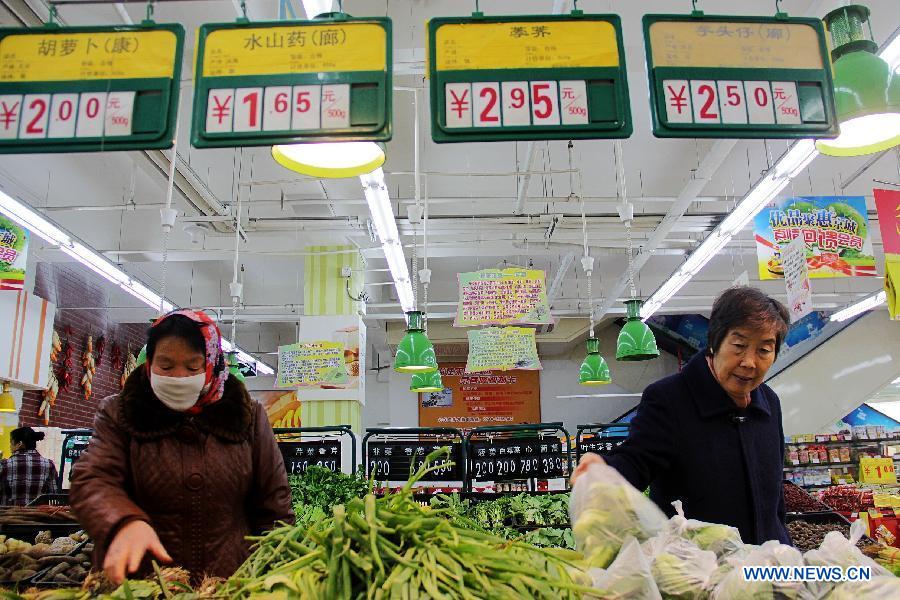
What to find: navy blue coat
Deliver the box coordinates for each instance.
[606,351,790,545]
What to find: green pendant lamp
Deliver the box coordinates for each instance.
[410,370,444,393]
[616,299,660,362]
[816,5,900,157]
[580,337,611,385]
[395,313,438,374]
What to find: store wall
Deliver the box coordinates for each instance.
[19,263,146,429]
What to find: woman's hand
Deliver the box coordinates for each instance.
[570,452,606,487]
[104,520,172,585]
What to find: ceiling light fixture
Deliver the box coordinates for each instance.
[0,381,16,413]
[272,142,385,179]
[816,6,900,157]
[410,370,444,392]
[829,290,887,322]
[0,188,273,375]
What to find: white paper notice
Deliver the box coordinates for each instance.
[783,235,812,323]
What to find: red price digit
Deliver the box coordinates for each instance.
[274,92,289,113]
[85,97,100,119]
[479,86,499,123]
[698,84,718,119]
[243,92,259,127]
[25,98,47,134]
[57,99,73,121]
[295,91,311,113]
[510,87,526,109]
[725,84,741,107]
[754,87,769,107]
[532,83,552,119]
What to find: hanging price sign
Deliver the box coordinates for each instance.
[0,23,183,153]
[468,437,566,482]
[278,439,342,475]
[191,16,391,148]
[859,457,897,485]
[643,14,838,139]
[428,13,631,143]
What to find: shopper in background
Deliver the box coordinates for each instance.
[0,427,59,505]
[70,309,293,584]
[573,287,791,545]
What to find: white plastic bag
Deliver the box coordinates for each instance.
[590,536,662,600]
[710,540,816,600]
[570,461,668,568]
[826,576,900,599]
[666,500,745,560]
[645,535,718,600]
[803,520,890,599]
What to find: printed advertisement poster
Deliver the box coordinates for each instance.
[0,216,28,291]
[754,196,876,280]
[465,326,541,373]
[874,189,900,320]
[277,341,347,388]
[783,235,813,323]
[418,362,541,429]
[292,315,365,403]
[455,268,551,326]
[252,390,301,428]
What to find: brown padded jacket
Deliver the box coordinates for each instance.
[69,368,294,580]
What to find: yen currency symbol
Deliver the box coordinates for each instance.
[667,85,687,114]
[0,101,19,130]
[450,89,469,119]
[212,95,232,125]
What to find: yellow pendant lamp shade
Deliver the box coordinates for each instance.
[0,381,16,413]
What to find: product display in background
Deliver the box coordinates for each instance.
[0,215,28,291]
[252,390,301,429]
[418,362,540,428]
[454,268,551,326]
[754,196,876,280]
[465,326,541,372]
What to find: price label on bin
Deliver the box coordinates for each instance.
[367,441,463,481]
[469,437,567,482]
[278,439,342,475]
[578,436,627,458]
[428,14,631,143]
[859,457,897,485]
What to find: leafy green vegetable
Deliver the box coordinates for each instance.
[288,465,369,517]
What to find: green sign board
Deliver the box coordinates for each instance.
[191,17,392,149]
[643,14,839,139]
[427,13,631,143]
[0,23,184,153]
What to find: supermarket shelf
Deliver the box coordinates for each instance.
[786,437,898,447]
[784,457,900,471]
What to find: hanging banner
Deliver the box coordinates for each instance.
[874,189,900,320]
[0,290,55,389]
[783,236,813,323]
[754,196,876,280]
[466,327,541,373]
[455,268,551,326]
[284,315,365,402]
[419,362,541,428]
[276,341,347,388]
[0,215,28,291]
[0,24,184,153]
[643,14,837,139]
[191,17,391,148]
[428,13,631,143]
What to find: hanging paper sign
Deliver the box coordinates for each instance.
[191,17,391,148]
[0,215,28,291]
[754,196,876,280]
[0,24,184,153]
[466,327,540,373]
[643,14,837,139]
[455,268,551,326]
[276,341,348,388]
[859,456,897,485]
[874,189,900,320]
[428,13,631,143]
[783,235,813,323]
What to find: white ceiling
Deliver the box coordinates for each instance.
[0,0,897,363]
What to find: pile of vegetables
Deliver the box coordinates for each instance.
[0,531,89,585]
[288,466,368,527]
[0,507,77,526]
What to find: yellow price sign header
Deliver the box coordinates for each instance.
[201,22,387,77]
[648,20,824,70]
[0,30,178,82]
[859,456,898,485]
[434,20,620,71]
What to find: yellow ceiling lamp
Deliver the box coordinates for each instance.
[816,5,900,157]
[0,381,17,413]
[272,142,385,179]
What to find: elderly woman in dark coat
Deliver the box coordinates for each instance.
[574,287,791,545]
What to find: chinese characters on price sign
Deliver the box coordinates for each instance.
[469,437,566,481]
[466,327,541,373]
[276,341,348,388]
[367,441,463,481]
[0,25,183,152]
[644,16,837,138]
[192,18,391,147]
[429,14,631,142]
[278,440,342,475]
[455,268,551,326]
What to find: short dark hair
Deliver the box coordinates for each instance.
[146,315,206,364]
[707,287,790,357]
[11,427,44,450]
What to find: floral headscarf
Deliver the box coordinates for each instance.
[148,309,228,413]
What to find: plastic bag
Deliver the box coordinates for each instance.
[645,535,718,600]
[570,461,668,568]
[825,576,900,599]
[590,536,662,600]
[710,540,816,600]
[803,520,890,599]
[666,500,745,560]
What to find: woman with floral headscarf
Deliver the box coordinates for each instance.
[70,310,293,584]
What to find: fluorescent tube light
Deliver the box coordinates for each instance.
[830,291,887,322]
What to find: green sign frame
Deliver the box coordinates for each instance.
[190,16,392,149]
[643,14,839,139]
[428,13,632,143]
[0,23,184,154]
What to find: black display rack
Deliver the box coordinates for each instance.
[362,427,466,490]
[464,423,572,492]
[576,422,631,459]
[273,425,357,476]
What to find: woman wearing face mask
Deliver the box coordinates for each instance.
[69,310,293,584]
[0,427,59,505]
[572,287,791,545]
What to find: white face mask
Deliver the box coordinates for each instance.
[150,372,207,411]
